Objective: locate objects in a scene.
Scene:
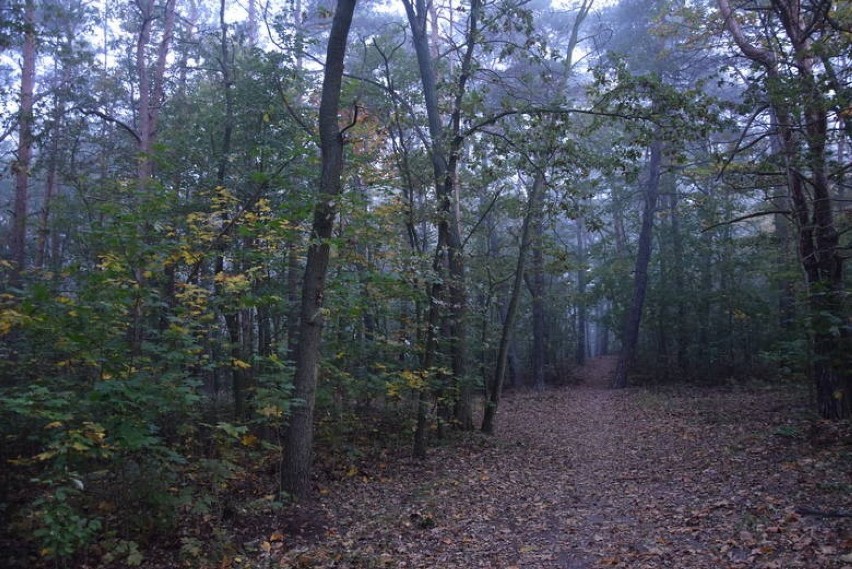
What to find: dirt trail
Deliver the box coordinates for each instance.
[270,356,851,569]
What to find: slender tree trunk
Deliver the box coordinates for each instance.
[612,138,663,388]
[575,215,588,366]
[286,244,301,359]
[668,189,687,371]
[596,302,610,356]
[35,162,56,270]
[403,0,478,436]
[496,297,519,388]
[213,0,249,421]
[482,172,544,434]
[524,180,547,390]
[135,0,176,188]
[655,250,669,380]
[126,0,176,355]
[280,0,357,499]
[36,69,65,270]
[10,0,35,276]
[414,230,446,458]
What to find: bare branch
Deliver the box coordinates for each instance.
[701,209,791,232]
[72,107,141,143]
[715,103,772,181]
[462,106,651,139]
[276,79,316,138]
[339,101,359,140]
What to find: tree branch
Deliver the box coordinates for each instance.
[715,103,772,181]
[339,100,359,140]
[717,0,777,69]
[276,79,316,138]
[701,209,791,232]
[73,107,141,143]
[462,106,651,139]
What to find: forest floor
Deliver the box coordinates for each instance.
[236,357,850,568]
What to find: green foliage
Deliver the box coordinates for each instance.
[30,483,102,561]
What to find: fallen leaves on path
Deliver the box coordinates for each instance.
[261,357,851,568]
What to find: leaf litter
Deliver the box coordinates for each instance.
[258,356,850,568]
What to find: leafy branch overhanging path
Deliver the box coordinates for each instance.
[268,356,851,568]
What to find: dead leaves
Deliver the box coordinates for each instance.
[258,358,851,568]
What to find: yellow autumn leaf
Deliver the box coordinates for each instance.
[215,272,251,293]
[35,450,57,461]
[400,369,426,390]
[0,308,31,335]
[256,198,272,213]
[258,405,283,418]
[83,423,106,442]
[386,382,401,398]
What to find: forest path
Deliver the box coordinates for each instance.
[269,357,851,569]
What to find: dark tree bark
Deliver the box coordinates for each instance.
[482,171,544,434]
[525,199,547,391]
[667,188,687,372]
[36,60,68,270]
[612,138,663,388]
[212,0,249,421]
[10,0,35,276]
[280,0,357,500]
[575,215,588,366]
[403,0,479,449]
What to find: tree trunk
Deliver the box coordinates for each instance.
[525,190,546,391]
[286,244,301,359]
[575,215,588,366]
[482,172,544,434]
[668,188,687,371]
[612,138,662,388]
[403,0,478,436]
[37,63,66,271]
[10,0,35,276]
[280,0,357,500]
[211,0,248,420]
[135,0,176,188]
